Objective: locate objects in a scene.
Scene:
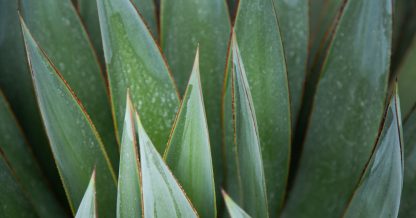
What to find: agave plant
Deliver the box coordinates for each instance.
[0,0,415,217]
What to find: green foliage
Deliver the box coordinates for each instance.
[0,0,414,217]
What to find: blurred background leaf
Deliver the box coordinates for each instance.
[283,0,393,217]
[0,91,66,217]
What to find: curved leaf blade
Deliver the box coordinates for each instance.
[0,155,37,218]
[222,191,251,218]
[399,104,416,217]
[97,0,180,153]
[117,95,142,218]
[164,50,216,218]
[343,92,403,218]
[283,0,393,217]
[21,21,117,217]
[0,0,59,191]
[19,0,118,168]
[226,35,269,218]
[75,171,97,218]
[136,114,198,218]
[273,0,309,125]
[160,0,231,199]
[229,0,291,215]
[0,91,65,217]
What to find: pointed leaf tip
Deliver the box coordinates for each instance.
[75,172,97,218]
[136,112,198,218]
[164,49,216,218]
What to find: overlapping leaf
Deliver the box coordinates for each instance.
[283,0,393,217]
[399,104,416,217]
[164,50,216,218]
[223,35,269,218]
[343,92,403,218]
[22,21,117,217]
[0,91,65,217]
[0,0,58,189]
[97,0,179,153]
[77,0,158,64]
[117,95,142,218]
[224,0,291,215]
[160,0,231,196]
[75,172,97,218]
[273,0,308,125]
[19,0,118,167]
[0,155,37,218]
[222,191,251,218]
[136,114,198,218]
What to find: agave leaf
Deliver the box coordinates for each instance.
[77,0,158,64]
[228,0,291,215]
[97,0,180,153]
[222,191,251,218]
[273,0,308,126]
[160,0,231,198]
[160,0,230,94]
[224,35,269,217]
[164,50,216,218]
[0,154,37,218]
[343,92,403,218]
[0,0,59,191]
[19,0,118,168]
[0,91,65,217]
[21,21,117,217]
[283,0,393,217]
[309,0,343,68]
[117,94,142,218]
[397,36,416,117]
[399,104,416,217]
[391,0,416,72]
[136,113,198,218]
[75,171,97,218]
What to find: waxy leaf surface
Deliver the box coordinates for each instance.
[137,115,198,218]
[343,93,403,218]
[20,0,118,167]
[164,51,216,218]
[228,0,291,215]
[223,191,251,218]
[22,22,117,217]
[97,0,179,153]
[117,96,142,218]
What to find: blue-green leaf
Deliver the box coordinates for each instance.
[117,94,142,218]
[224,34,269,218]
[164,50,216,218]
[343,92,403,218]
[226,1,291,215]
[97,0,180,153]
[75,171,97,218]
[21,20,117,217]
[283,0,393,217]
[19,0,118,168]
[136,113,198,218]
[222,191,251,218]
